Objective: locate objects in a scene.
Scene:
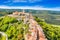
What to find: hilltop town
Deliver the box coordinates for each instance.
[0,9,60,40]
[7,10,47,40]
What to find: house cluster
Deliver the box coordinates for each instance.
[8,10,33,24]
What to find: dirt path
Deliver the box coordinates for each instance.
[25,16,47,40]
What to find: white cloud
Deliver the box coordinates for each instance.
[3,0,11,3]
[3,0,42,3]
[29,0,42,3]
[12,0,42,3]
[13,0,27,2]
[0,5,60,11]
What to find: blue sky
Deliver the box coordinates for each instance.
[0,0,60,11]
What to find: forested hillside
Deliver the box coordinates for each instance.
[34,16,60,40]
[0,16,29,40]
[0,16,60,40]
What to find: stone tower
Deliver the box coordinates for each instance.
[22,9,25,14]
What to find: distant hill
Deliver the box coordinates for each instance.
[0,9,60,25]
[0,9,60,14]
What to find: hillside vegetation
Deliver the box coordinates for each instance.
[0,9,60,40]
[34,16,60,40]
[0,16,29,40]
[0,16,60,40]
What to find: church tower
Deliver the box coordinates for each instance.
[22,9,25,14]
